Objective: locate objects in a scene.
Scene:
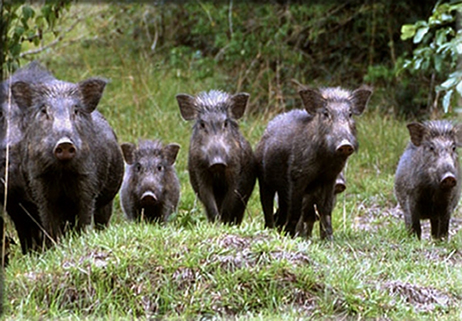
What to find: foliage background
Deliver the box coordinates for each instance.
[91,0,436,116]
[2,0,445,117]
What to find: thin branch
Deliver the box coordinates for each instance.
[19,16,82,58]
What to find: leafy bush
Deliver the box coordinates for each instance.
[400,1,462,115]
[81,1,434,115]
[0,0,71,77]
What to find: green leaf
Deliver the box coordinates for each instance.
[429,9,454,26]
[414,26,429,43]
[440,12,454,23]
[401,24,416,40]
[41,5,51,19]
[9,43,21,57]
[456,41,462,54]
[35,15,45,29]
[456,81,462,97]
[26,29,36,41]
[434,54,443,73]
[413,57,423,70]
[435,28,451,46]
[48,13,57,29]
[449,70,462,79]
[440,77,458,89]
[14,26,25,37]
[22,5,35,21]
[442,89,453,113]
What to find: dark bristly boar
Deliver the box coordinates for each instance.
[394,120,462,240]
[176,90,256,225]
[256,86,372,239]
[294,171,347,238]
[0,61,55,254]
[120,139,180,223]
[10,70,124,247]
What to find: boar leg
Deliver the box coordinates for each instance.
[259,181,276,229]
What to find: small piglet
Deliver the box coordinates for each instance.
[395,120,462,240]
[120,139,180,223]
[176,90,256,225]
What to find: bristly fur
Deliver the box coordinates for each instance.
[319,87,352,102]
[423,120,456,138]
[194,90,231,114]
[394,118,462,240]
[35,81,79,100]
[8,62,124,250]
[136,139,164,158]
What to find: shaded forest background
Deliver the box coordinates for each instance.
[1,0,445,118]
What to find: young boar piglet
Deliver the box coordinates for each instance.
[120,139,180,223]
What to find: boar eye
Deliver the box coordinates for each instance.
[199,121,206,129]
[322,110,329,119]
[157,165,163,172]
[453,144,457,152]
[135,163,142,172]
[40,105,49,119]
[224,120,229,128]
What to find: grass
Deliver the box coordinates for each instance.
[3,4,462,320]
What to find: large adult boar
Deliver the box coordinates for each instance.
[176,90,256,225]
[120,139,180,223]
[0,61,55,253]
[394,120,462,240]
[10,70,124,246]
[256,86,372,239]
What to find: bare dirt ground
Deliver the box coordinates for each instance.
[353,201,462,240]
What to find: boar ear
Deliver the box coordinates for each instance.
[121,143,136,165]
[229,92,249,119]
[164,143,180,165]
[78,78,107,113]
[407,122,426,147]
[299,88,324,115]
[453,124,462,147]
[176,94,197,120]
[11,81,35,111]
[350,86,372,115]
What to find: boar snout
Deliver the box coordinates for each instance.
[54,137,76,161]
[440,172,457,189]
[209,155,228,172]
[140,191,158,206]
[336,140,355,157]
